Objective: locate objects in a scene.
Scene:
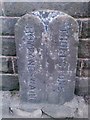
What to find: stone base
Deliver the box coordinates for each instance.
[2,91,88,118]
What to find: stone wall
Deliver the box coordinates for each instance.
[0,2,90,96]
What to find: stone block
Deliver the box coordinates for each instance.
[15,10,79,104]
[1,36,16,56]
[78,40,90,58]
[0,17,18,35]
[0,57,13,73]
[1,74,19,91]
[75,77,90,96]
[77,19,90,38]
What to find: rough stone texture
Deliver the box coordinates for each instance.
[1,17,90,38]
[1,91,88,118]
[0,2,90,97]
[78,40,90,58]
[15,10,78,104]
[1,17,18,35]
[75,77,90,88]
[77,19,90,38]
[0,57,13,73]
[82,60,90,69]
[75,77,90,96]
[80,19,90,38]
[2,2,89,17]
[84,95,90,104]
[2,34,90,57]
[13,58,18,74]
[76,59,90,77]
[81,69,90,77]
[75,86,90,96]
[77,59,90,70]
[1,36,16,56]
[1,74,19,91]
[11,57,90,77]
[77,69,90,77]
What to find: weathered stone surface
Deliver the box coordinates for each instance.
[75,77,90,96]
[77,19,90,38]
[3,2,89,17]
[1,74,19,91]
[78,39,90,58]
[13,58,18,74]
[81,69,90,77]
[42,96,88,118]
[76,77,90,87]
[1,17,90,38]
[2,91,88,118]
[0,57,13,73]
[2,35,90,57]
[1,36,16,56]
[75,86,90,96]
[77,59,90,70]
[15,10,79,104]
[81,19,90,38]
[76,69,90,77]
[1,17,18,35]
[76,59,90,77]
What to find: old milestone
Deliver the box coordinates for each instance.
[15,10,79,104]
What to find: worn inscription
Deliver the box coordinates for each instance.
[23,24,37,100]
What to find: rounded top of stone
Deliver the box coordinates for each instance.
[16,9,78,25]
[15,9,79,35]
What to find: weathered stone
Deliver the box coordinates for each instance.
[1,17,90,38]
[82,69,90,77]
[42,96,88,118]
[1,74,19,91]
[13,58,18,74]
[42,105,75,118]
[77,19,90,38]
[78,40,90,58]
[1,36,16,56]
[77,59,90,70]
[3,2,89,17]
[10,108,42,118]
[75,77,90,96]
[0,57,13,73]
[84,95,90,104]
[83,60,90,69]
[75,86,90,96]
[1,17,18,35]
[76,59,90,77]
[75,77,90,87]
[76,68,90,77]
[15,10,79,104]
[2,91,88,118]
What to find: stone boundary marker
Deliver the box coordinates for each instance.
[15,10,79,104]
